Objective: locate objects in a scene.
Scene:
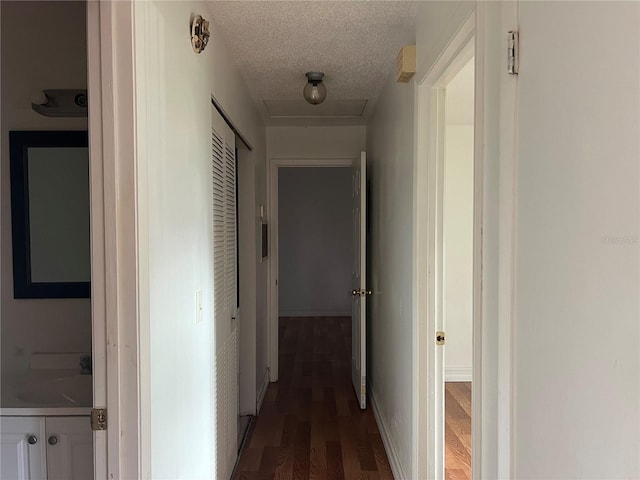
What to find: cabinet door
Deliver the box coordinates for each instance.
[0,417,47,480]
[45,417,93,480]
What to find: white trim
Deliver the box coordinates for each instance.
[472,5,486,478]
[86,3,108,478]
[414,11,480,480]
[370,389,406,480]
[445,368,473,382]
[267,157,353,382]
[256,368,271,414]
[497,3,519,477]
[131,2,157,477]
[88,2,142,478]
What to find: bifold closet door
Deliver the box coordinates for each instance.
[211,105,238,480]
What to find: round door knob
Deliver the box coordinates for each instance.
[352,289,358,296]
[27,435,38,445]
[48,436,58,446]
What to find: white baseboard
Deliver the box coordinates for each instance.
[256,368,270,413]
[445,367,472,382]
[369,388,407,480]
[278,310,351,317]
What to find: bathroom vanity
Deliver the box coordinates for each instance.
[0,409,92,480]
[1,355,93,479]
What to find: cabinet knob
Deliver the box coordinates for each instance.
[48,435,58,446]
[27,435,38,445]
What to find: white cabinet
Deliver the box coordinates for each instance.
[44,417,93,480]
[0,417,47,480]
[0,416,92,480]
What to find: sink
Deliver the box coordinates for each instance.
[15,374,92,407]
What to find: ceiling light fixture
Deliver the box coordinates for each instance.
[303,72,327,105]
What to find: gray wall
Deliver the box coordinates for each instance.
[1,1,90,388]
[278,167,352,317]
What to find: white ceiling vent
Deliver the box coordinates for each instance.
[264,99,368,119]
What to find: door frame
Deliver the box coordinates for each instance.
[267,157,354,383]
[414,11,481,480]
[87,1,143,478]
[414,4,518,478]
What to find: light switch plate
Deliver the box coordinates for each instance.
[196,290,203,324]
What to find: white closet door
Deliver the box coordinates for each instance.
[211,106,238,480]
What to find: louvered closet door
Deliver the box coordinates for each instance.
[211,106,238,480]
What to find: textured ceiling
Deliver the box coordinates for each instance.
[208,1,418,124]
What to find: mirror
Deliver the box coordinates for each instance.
[9,131,90,298]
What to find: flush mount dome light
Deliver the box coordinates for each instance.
[303,72,327,105]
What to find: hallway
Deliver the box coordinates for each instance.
[233,316,393,480]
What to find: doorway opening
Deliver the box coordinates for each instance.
[1,2,95,479]
[274,163,357,408]
[442,55,475,480]
[267,159,354,383]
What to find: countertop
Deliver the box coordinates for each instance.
[0,407,91,416]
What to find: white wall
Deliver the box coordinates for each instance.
[443,125,474,381]
[513,2,639,477]
[238,146,257,415]
[278,167,352,317]
[366,69,416,478]
[0,1,90,388]
[133,1,266,477]
[267,125,366,159]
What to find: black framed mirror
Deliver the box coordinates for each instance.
[9,130,90,298]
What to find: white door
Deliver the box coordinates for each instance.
[45,417,93,480]
[0,417,47,480]
[351,152,367,410]
[211,106,238,480]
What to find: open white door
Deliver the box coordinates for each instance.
[351,152,367,410]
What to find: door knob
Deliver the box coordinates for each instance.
[352,289,372,297]
[48,435,58,446]
[27,435,38,445]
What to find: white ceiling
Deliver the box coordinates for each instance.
[208,1,418,125]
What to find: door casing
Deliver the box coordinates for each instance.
[87,1,142,479]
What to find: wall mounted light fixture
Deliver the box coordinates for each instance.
[303,72,327,105]
[191,15,210,53]
[31,89,88,117]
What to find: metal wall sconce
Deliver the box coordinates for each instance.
[191,15,210,54]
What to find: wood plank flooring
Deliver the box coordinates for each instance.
[233,316,394,480]
[445,382,471,480]
[233,317,472,480]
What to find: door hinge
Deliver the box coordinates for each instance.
[436,331,446,345]
[91,408,107,431]
[507,30,519,75]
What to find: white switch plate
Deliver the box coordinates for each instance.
[195,290,203,324]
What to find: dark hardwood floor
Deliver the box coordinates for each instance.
[445,382,471,480]
[233,316,394,480]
